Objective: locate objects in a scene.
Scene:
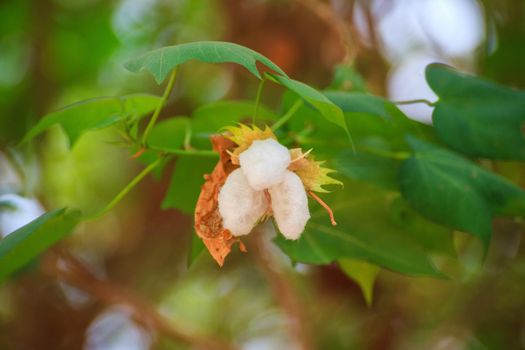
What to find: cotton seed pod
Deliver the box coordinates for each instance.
[268,170,310,240]
[239,139,291,191]
[218,168,269,237]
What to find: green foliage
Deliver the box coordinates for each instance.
[22,94,161,147]
[275,184,443,277]
[399,138,525,247]
[162,156,216,214]
[191,100,277,148]
[0,209,80,284]
[147,117,189,152]
[427,63,525,160]
[4,40,525,286]
[269,74,349,136]
[124,41,287,84]
[335,150,399,190]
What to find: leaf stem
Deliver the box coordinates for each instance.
[252,76,267,124]
[392,99,436,107]
[141,68,178,146]
[272,100,304,131]
[87,157,165,220]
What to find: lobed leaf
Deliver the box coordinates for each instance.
[399,137,525,248]
[22,94,161,147]
[275,183,444,277]
[125,41,287,84]
[426,63,525,160]
[270,74,349,137]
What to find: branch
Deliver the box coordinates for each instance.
[249,233,314,350]
[295,0,357,63]
[41,251,237,350]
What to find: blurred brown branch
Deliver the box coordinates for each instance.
[41,250,238,350]
[250,233,314,350]
[295,0,358,63]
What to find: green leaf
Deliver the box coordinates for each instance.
[426,63,525,160]
[389,196,455,256]
[162,156,216,214]
[0,209,80,283]
[269,74,349,136]
[125,41,287,84]
[335,149,400,190]
[147,117,189,152]
[325,91,433,146]
[191,100,278,148]
[338,259,380,305]
[275,184,442,277]
[399,138,525,248]
[22,94,161,147]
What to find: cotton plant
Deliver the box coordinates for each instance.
[194,124,342,266]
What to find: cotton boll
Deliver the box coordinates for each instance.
[218,169,269,236]
[239,139,291,191]
[268,171,310,240]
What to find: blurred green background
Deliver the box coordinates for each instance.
[1,0,525,349]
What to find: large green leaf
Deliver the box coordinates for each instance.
[125,41,287,84]
[426,63,525,160]
[270,74,349,135]
[399,138,525,247]
[335,149,400,190]
[162,156,216,214]
[22,94,161,147]
[0,209,80,283]
[275,184,443,277]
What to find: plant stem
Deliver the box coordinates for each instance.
[148,145,218,158]
[250,233,314,350]
[88,157,165,220]
[252,77,266,124]
[42,251,237,350]
[141,68,178,146]
[272,100,304,131]
[392,99,436,107]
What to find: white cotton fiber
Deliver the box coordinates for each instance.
[268,170,310,240]
[239,139,291,191]
[218,169,269,236]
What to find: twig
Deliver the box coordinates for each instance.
[295,0,357,63]
[41,251,237,350]
[250,234,314,350]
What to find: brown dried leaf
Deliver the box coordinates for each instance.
[194,135,245,266]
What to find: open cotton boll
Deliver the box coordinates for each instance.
[218,169,269,236]
[239,139,291,191]
[268,171,310,240]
